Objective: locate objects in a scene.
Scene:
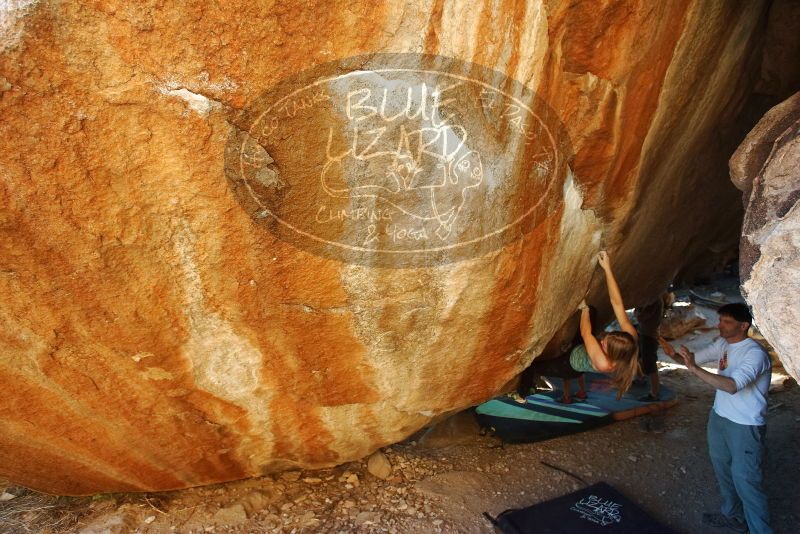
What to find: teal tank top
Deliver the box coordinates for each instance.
[569,344,597,373]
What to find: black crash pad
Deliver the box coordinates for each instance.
[485,482,676,534]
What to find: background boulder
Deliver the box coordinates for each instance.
[734,92,800,381]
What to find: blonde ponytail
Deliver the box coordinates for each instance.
[603,331,640,399]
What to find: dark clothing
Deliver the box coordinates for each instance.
[517,353,582,396]
[639,334,659,375]
[530,353,584,379]
[517,311,595,397]
[636,299,664,338]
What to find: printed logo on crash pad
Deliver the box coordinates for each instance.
[225,53,572,267]
[571,494,623,526]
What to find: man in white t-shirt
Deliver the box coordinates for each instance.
[660,303,772,534]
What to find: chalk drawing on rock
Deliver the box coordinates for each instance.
[224,54,573,267]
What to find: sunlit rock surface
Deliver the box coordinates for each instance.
[734,92,800,381]
[0,1,770,494]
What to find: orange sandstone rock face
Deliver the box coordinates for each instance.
[0,1,768,494]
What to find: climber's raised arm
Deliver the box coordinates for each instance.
[597,251,637,341]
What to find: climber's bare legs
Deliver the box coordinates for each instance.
[575,375,587,400]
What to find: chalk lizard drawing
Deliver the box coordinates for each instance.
[320,123,483,240]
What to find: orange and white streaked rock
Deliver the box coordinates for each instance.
[0,0,772,494]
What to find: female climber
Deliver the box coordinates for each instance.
[516,250,640,403]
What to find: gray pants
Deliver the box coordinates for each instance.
[707,410,772,534]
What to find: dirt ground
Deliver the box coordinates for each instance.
[2,301,799,534]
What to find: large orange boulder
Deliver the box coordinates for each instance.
[0,1,770,494]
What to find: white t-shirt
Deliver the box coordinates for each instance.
[694,337,771,426]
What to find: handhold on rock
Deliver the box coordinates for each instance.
[367,450,392,479]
